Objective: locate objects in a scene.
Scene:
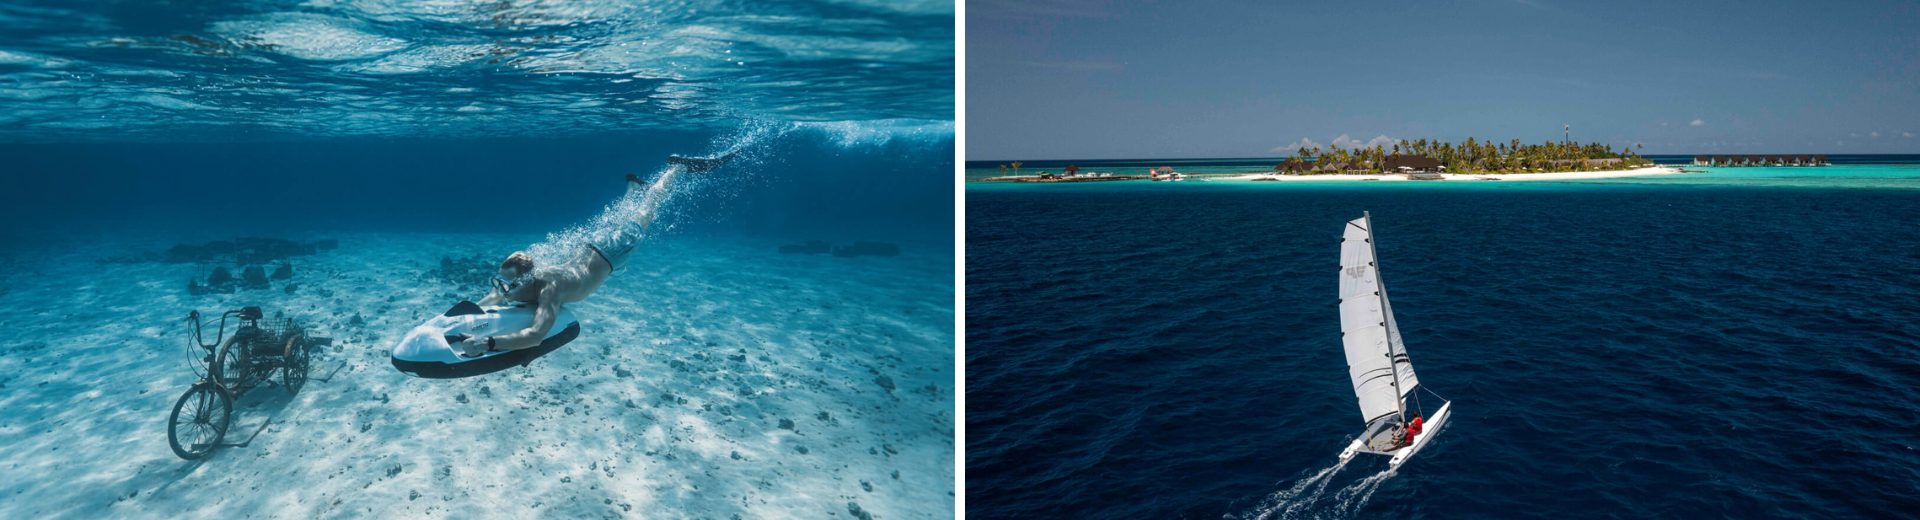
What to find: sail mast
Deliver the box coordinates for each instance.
[1365,211,1407,425]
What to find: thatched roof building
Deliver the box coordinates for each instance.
[1273,161,1313,172]
[1382,155,1442,172]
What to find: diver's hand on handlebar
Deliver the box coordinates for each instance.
[457,336,489,358]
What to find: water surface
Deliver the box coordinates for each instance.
[967,176,1920,519]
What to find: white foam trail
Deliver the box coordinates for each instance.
[793,119,954,148]
[1232,456,1348,520]
[516,117,947,266]
[522,124,783,267]
[1326,468,1396,518]
[1230,453,1404,520]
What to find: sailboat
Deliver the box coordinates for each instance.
[1335,212,1453,469]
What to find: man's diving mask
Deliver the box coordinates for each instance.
[490,273,531,294]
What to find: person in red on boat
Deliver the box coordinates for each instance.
[1401,412,1425,446]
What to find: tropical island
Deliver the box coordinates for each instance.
[974,138,1676,182]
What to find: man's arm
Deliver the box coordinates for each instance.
[476,285,506,306]
[489,284,559,351]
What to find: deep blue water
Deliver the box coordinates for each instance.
[967,182,1920,519]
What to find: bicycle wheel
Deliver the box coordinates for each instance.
[167,382,232,460]
[283,335,309,395]
[215,338,253,392]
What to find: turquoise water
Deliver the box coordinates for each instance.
[1577,164,1920,189]
[965,165,1271,181]
[0,1,954,518]
[966,164,1920,190]
[0,0,952,141]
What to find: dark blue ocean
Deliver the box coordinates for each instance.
[967,179,1920,519]
[0,1,953,517]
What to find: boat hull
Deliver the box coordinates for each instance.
[1338,438,1365,462]
[1336,401,1453,467]
[1389,401,1451,468]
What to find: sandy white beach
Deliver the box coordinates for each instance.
[1232,166,1682,182]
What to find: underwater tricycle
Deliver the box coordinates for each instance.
[165,306,323,460]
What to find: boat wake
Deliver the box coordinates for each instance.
[1325,467,1396,518]
[1228,457,1396,520]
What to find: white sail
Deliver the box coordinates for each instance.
[1338,215,1419,426]
[1380,281,1420,397]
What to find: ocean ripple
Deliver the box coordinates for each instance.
[0,0,952,141]
[967,183,1920,519]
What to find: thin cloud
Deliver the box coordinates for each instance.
[1271,137,1324,152]
[1870,131,1880,137]
[1690,119,1705,126]
[1274,135,1397,153]
[1330,134,1397,149]
[1905,132,1915,138]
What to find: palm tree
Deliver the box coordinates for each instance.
[999,165,1008,176]
[1012,161,1024,177]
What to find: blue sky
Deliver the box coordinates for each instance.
[966,0,1920,160]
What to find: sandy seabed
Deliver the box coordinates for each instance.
[0,232,955,520]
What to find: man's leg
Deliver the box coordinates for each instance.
[588,170,673,273]
[589,152,735,272]
[628,151,735,233]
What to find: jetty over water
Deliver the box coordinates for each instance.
[1692,155,1827,166]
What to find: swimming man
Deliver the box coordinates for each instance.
[454,152,737,357]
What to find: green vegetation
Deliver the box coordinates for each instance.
[1279,138,1654,175]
